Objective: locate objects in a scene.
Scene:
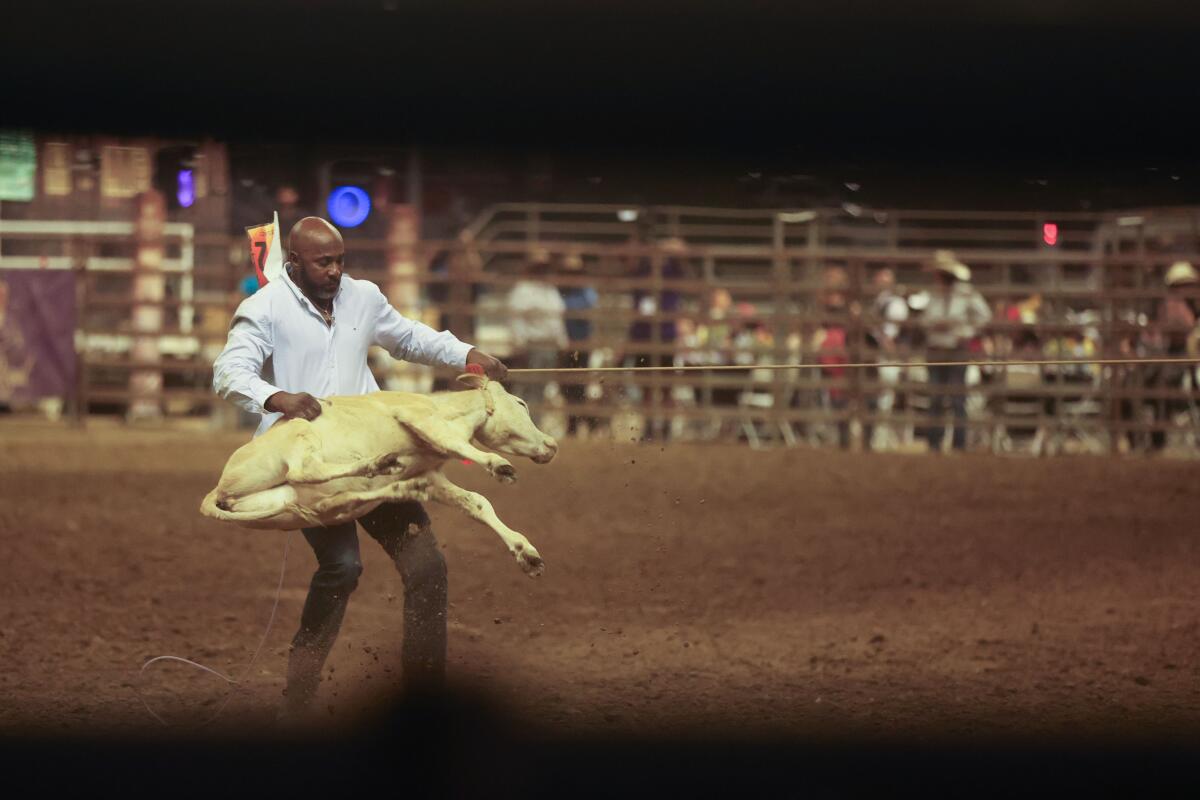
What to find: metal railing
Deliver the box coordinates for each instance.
[6,202,1200,454]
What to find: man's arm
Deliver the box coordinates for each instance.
[212,303,284,416]
[371,286,507,379]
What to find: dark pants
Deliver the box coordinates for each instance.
[829,392,876,451]
[561,349,594,435]
[924,362,969,451]
[633,352,675,441]
[286,501,447,710]
[1116,360,1191,451]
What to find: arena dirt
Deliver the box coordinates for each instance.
[2,419,1199,744]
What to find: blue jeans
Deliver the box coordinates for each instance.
[286,501,447,709]
[924,362,968,451]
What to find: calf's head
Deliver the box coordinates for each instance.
[457,373,558,464]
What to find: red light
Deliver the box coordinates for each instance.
[1042,222,1058,246]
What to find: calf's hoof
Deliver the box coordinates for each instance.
[494,463,518,484]
[514,544,544,577]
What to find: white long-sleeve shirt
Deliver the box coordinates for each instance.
[922,282,992,350]
[213,268,473,436]
[507,280,568,349]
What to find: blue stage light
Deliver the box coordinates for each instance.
[327,185,371,228]
[176,169,195,208]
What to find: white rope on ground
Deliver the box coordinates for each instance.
[507,356,1200,374]
[135,530,293,727]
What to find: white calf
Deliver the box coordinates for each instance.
[200,372,558,575]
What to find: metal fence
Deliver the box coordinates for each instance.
[5,202,1200,454]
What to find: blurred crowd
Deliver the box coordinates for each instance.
[445,239,1200,453]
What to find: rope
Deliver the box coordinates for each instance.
[135,530,293,727]
[507,356,1200,374]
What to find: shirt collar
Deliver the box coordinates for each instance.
[283,262,344,317]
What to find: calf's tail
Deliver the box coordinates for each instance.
[199,487,282,523]
[199,488,234,520]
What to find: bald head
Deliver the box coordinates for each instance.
[287,217,345,305]
[289,216,343,251]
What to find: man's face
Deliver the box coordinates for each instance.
[289,232,344,302]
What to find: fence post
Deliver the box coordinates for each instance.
[1099,253,1117,454]
[771,215,789,438]
[849,256,865,450]
[447,242,473,345]
[384,204,425,392]
[649,245,664,439]
[71,256,88,428]
[128,189,165,422]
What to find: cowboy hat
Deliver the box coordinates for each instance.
[1165,261,1198,287]
[930,249,972,282]
[659,237,688,255]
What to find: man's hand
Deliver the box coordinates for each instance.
[466,348,509,380]
[265,391,323,421]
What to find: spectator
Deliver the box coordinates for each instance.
[871,268,909,352]
[557,251,598,435]
[870,268,909,449]
[919,250,992,453]
[703,287,735,363]
[1142,261,1199,451]
[813,267,874,450]
[507,248,568,416]
[1162,261,1199,351]
[627,237,687,442]
[731,302,773,364]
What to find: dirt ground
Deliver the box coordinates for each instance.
[2,417,1200,745]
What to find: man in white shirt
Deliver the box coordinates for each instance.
[919,251,992,452]
[506,250,568,416]
[213,217,507,717]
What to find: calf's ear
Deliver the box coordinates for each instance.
[456,373,488,389]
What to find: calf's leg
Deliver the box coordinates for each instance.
[425,471,544,576]
[310,477,433,516]
[389,414,517,483]
[286,447,402,484]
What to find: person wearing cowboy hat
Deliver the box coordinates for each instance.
[557,251,599,435]
[1137,260,1200,452]
[918,249,992,452]
[1161,260,1200,363]
[1164,261,1199,328]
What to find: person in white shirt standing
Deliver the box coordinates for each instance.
[213,217,507,719]
[919,250,992,453]
[870,267,910,449]
[506,249,568,420]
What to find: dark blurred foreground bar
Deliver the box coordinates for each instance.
[3,690,1199,796]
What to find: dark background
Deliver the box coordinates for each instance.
[6,0,1200,210]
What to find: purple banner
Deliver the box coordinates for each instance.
[0,270,77,404]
